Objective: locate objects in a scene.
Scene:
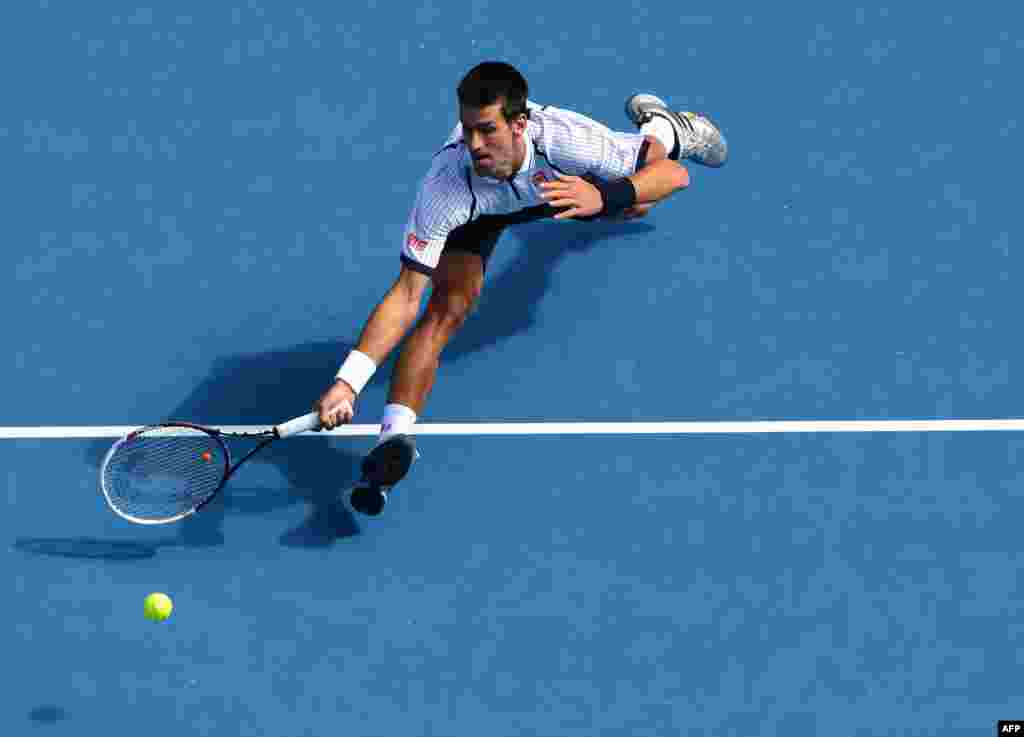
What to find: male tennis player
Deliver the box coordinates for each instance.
[313,61,728,516]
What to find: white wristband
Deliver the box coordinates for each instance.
[335,350,377,395]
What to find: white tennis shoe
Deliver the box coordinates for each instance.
[625,93,728,168]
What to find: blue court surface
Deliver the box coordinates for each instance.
[4,2,1024,735]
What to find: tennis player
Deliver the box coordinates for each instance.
[313,61,728,515]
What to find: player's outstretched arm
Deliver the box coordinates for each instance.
[315,266,429,429]
[617,157,689,219]
[352,266,430,366]
[629,157,689,207]
[541,158,688,221]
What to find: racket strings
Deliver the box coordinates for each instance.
[102,429,226,522]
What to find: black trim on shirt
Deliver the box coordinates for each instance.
[464,168,477,222]
[434,142,460,158]
[400,253,434,276]
[535,148,568,176]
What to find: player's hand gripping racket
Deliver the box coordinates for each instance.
[99,412,321,524]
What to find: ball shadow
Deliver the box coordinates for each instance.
[28,705,70,724]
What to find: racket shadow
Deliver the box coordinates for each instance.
[79,219,652,546]
[13,537,161,561]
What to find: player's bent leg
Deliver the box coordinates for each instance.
[642,135,668,164]
[388,250,484,413]
[351,250,485,516]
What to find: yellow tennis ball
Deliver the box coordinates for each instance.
[143,592,173,622]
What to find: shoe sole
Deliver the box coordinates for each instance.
[361,435,416,487]
[624,93,670,127]
[350,483,387,516]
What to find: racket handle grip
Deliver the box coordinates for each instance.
[276,412,321,438]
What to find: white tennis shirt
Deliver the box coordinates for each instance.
[401,101,647,274]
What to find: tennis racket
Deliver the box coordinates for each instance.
[99,412,321,525]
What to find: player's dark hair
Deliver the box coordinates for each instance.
[457,61,529,121]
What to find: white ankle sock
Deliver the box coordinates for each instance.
[379,403,417,443]
[640,116,680,160]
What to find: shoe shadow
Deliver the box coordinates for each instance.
[76,218,654,552]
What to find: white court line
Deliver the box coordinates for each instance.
[3,419,1024,439]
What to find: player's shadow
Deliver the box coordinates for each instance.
[78,218,653,550]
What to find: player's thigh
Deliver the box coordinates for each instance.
[429,249,485,318]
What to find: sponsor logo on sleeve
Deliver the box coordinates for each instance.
[406,233,428,252]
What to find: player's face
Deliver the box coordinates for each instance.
[461,102,527,179]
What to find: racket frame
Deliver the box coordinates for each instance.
[100,421,283,525]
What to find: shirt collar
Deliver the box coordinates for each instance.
[515,133,535,176]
